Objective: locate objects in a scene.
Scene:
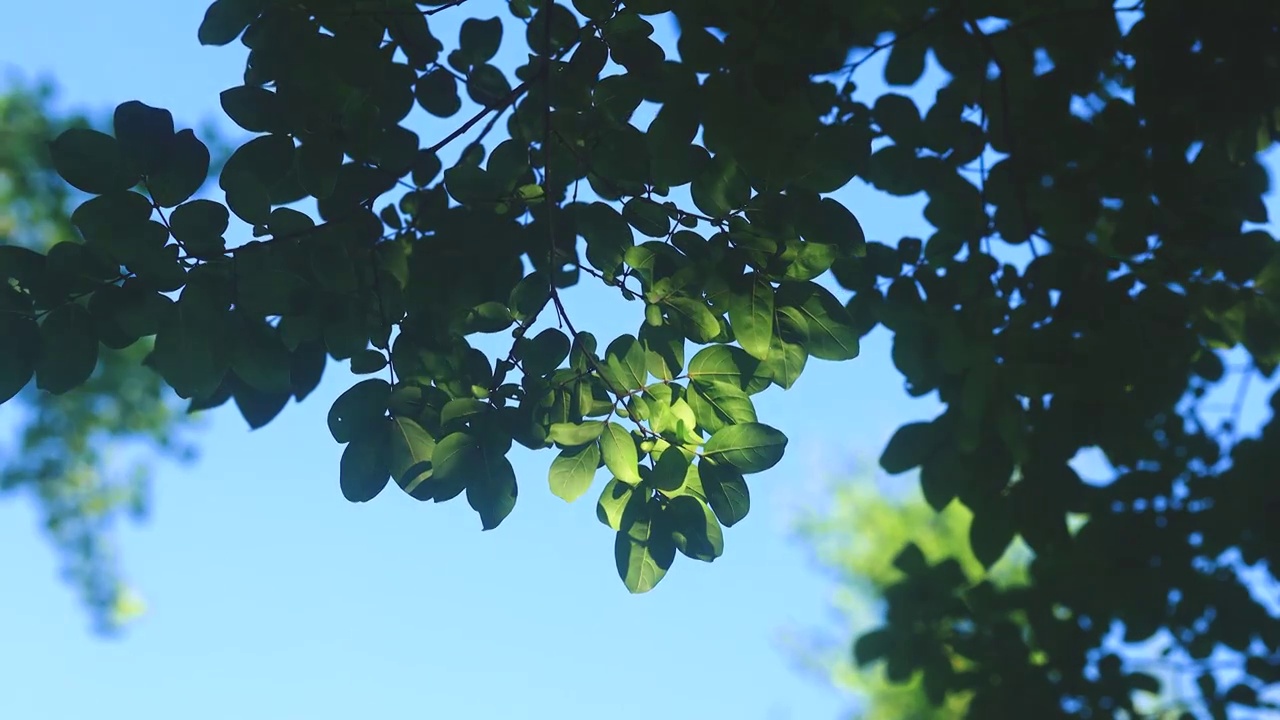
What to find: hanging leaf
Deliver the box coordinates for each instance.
[327,379,392,443]
[600,422,642,485]
[49,129,139,195]
[34,303,98,395]
[727,274,775,360]
[388,416,436,496]
[340,429,392,503]
[698,458,750,527]
[549,441,601,502]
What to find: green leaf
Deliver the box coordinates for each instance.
[431,431,479,502]
[520,328,570,376]
[412,151,443,187]
[327,379,391,443]
[763,334,807,389]
[884,30,927,86]
[547,420,606,446]
[151,283,230,399]
[388,415,436,496]
[0,314,39,404]
[549,441,600,502]
[220,86,289,134]
[728,274,774,360]
[615,500,674,593]
[577,201,634,276]
[880,421,941,474]
[230,316,292,393]
[663,296,720,342]
[50,129,139,195]
[220,134,295,211]
[596,477,638,530]
[650,446,691,491]
[465,448,518,530]
[699,458,750,527]
[573,0,613,20]
[854,629,894,666]
[687,345,769,393]
[229,375,290,430]
[148,130,210,207]
[168,199,229,257]
[640,321,684,381]
[34,303,98,395]
[70,190,154,261]
[441,397,488,429]
[386,0,443,67]
[795,124,869,194]
[444,163,503,206]
[604,334,647,391]
[601,422,642,485]
[970,500,1016,569]
[702,422,787,474]
[919,453,960,512]
[665,494,723,562]
[687,380,756,434]
[296,137,343,200]
[350,349,388,375]
[467,64,513,107]
[775,281,860,361]
[198,0,261,45]
[509,271,551,324]
[459,17,503,64]
[793,197,866,255]
[415,69,462,118]
[622,197,671,238]
[691,153,749,218]
[874,94,922,147]
[289,340,326,401]
[114,101,175,174]
[340,430,391,503]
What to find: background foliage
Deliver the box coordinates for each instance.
[791,473,1029,719]
[0,78,205,633]
[2,0,1280,715]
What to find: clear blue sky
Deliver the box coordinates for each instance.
[1,3,1277,720]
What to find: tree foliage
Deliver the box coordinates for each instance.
[0,78,202,633]
[792,474,1031,720]
[5,0,1280,713]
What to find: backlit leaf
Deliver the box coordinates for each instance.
[549,441,600,502]
[702,422,787,474]
[327,379,391,443]
[601,422,642,485]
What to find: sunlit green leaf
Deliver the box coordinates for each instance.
[549,441,600,502]
[601,422,642,485]
[388,415,436,497]
[728,274,774,360]
[702,422,786,474]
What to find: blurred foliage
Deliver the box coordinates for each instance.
[0,77,199,634]
[792,474,1030,720]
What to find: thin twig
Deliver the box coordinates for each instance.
[424,80,531,155]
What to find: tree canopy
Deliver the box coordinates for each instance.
[3,0,1280,715]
